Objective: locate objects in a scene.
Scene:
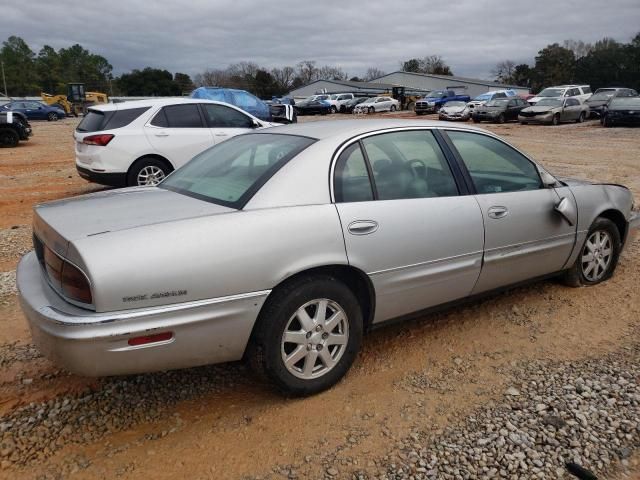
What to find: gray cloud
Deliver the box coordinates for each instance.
[2,0,639,79]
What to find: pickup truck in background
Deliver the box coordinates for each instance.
[415,90,471,115]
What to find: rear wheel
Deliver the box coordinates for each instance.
[330,106,337,114]
[562,217,621,287]
[247,275,363,396]
[576,111,585,123]
[390,105,397,112]
[497,113,506,124]
[47,112,59,121]
[127,157,172,186]
[0,128,19,148]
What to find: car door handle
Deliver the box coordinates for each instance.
[155,131,169,137]
[348,220,378,235]
[487,206,509,219]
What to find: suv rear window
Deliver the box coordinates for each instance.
[77,107,150,132]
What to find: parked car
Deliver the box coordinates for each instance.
[327,93,355,113]
[586,88,638,118]
[353,96,400,114]
[74,98,275,187]
[17,120,639,395]
[340,97,369,113]
[307,94,331,103]
[466,89,518,113]
[472,97,529,124]
[438,101,470,121]
[191,87,273,122]
[1,101,66,121]
[518,97,590,125]
[528,85,592,105]
[601,96,640,127]
[294,99,332,116]
[0,111,32,147]
[415,90,471,114]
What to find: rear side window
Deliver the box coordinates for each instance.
[156,104,203,128]
[582,87,591,94]
[334,143,374,203]
[77,107,149,132]
[202,104,254,128]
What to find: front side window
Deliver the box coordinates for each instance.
[334,143,374,203]
[161,133,314,208]
[202,104,254,128]
[362,130,459,200]
[161,104,203,128]
[447,131,541,194]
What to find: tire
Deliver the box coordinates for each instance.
[0,128,19,148]
[520,121,527,125]
[497,113,505,124]
[47,112,59,121]
[551,114,560,126]
[472,117,480,123]
[562,217,621,287]
[390,105,397,112]
[368,107,374,114]
[415,111,424,116]
[330,106,337,114]
[576,112,585,123]
[127,157,172,186]
[603,116,612,128]
[247,275,363,396]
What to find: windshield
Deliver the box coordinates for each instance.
[536,98,563,107]
[610,97,640,108]
[161,134,315,208]
[537,88,563,98]
[316,95,329,101]
[330,94,338,100]
[589,92,615,101]
[444,101,466,108]
[473,93,492,101]
[426,91,445,99]
[486,99,509,107]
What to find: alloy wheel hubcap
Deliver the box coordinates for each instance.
[581,230,613,282]
[137,166,165,186]
[281,298,349,379]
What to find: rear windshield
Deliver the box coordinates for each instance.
[610,97,640,108]
[77,107,150,132]
[160,133,315,208]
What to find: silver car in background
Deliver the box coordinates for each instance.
[17,120,639,395]
[519,97,590,125]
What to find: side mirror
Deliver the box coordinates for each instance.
[252,120,262,129]
[539,169,558,188]
[555,197,576,226]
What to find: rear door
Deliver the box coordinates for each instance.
[562,98,581,121]
[200,103,257,143]
[334,129,484,323]
[145,104,214,169]
[444,130,576,293]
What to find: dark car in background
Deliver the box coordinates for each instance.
[0,111,32,147]
[294,99,331,116]
[602,96,640,127]
[586,88,638,118]
[340,96,369,113]
[472,97,529,123]
[2,101,66,121]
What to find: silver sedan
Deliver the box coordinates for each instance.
[17,120,639,395]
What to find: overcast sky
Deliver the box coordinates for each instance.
[3,0,639,80]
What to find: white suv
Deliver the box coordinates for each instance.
[74,98,274,187]
[528,85,592,105]
[327,93,355,113]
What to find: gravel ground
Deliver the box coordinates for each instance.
[0,225,31,263]
[0,341,41,368]
[377,345,639,480]
[0,271,17,299]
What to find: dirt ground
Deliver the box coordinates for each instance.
[0,113,639,479]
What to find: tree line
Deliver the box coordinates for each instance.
[1,33,639,98]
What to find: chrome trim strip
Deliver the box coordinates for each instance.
[46,289,272,326]
[484,231,576,254]
[368,250,483,276]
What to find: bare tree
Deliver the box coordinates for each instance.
[317,65,348,81]
[562,39,593,59]
[491,60,516,83]
[419,55,453,75]
[364,67,386,81]
[271,65,296,91]
[296,60,318,84]
[193,68,230,87]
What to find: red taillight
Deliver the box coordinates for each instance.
[128,332,173,346]
[42,245,92,305]
[82,134,114,146]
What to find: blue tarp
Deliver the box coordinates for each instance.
[190,87,272,121]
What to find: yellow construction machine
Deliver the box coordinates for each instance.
[41,83,109,117]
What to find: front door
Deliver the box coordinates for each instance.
[333,130,484,323]
[444,130,577,293]
[145,104,214,170]
[200,103,256,144]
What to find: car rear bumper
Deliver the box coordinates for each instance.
[76,165,127,187]
[17,252,269,376]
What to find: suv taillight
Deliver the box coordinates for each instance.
[43,244,93,305]
[82,134,114,146]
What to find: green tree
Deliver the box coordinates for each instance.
[401,58,421,73]
[36,45,62,93]
[174,72,194,94]
[0,36,37,96]
[57,44,112,92]
[116,68,180,96]
[532,44,576,91]
[574,38,626,91]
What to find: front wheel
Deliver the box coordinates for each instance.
[0,128,19,148]
[127,157,171,186]
[247,275,363,396]
[576,112,585,123]
[47,112,59,121]
[562,217,621,287]
[368,107,375,114]
[330,106,337,114]
[390,105,397,112]
[551,114,560,126]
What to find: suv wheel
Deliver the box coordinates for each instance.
[248,275,363,396]
[127,157,172,186]
[330,106,337,114]
[0,128,19,148]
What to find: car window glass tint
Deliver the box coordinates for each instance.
[362,131,458,200]
[77,110,108,132]
[202,104,254,128]
[334,143,373,203]
[103,107,150,130]
[150,108,169,127]
[164,104,202,128]
[447,131,542,194]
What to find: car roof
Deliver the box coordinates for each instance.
[88,97,224,112]
[265,119,490,141]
